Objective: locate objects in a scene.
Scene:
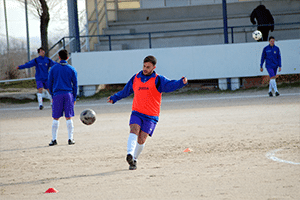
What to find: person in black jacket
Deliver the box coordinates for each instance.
[250,5,274,41]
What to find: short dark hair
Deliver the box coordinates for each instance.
[58,50,68,60]
[144,55,157,66]
[37,47,45,53]
[269,36,275,41]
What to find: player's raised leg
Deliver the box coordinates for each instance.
[36,83,44,110]
[133,131,147,160]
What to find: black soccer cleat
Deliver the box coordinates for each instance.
[49,140,57,146]
[268,92,273,97]
[275,92,280,96]
[68,139,75,145]
[39,105,44,110]
[129,160,137,170]
[126,154,137,170]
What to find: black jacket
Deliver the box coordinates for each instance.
[250,5,274,31]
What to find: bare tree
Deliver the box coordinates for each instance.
[16,0,60,57]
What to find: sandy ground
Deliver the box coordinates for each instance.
[0,88,299,200]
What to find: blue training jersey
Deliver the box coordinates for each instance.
[48,60,78,101]
[110,70,187,122]
[18,56,57,81]
[260,45,281,69]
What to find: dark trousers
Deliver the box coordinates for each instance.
[257,26,271,41]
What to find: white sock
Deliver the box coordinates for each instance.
[66,119,74,140]
[37,93,43,106]
[134,143,145,160]
[52,120,59,141]
[272,79,278,92]
[127,133,138,156]
[269,80,273,92]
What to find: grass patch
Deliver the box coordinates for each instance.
[278,80,300,88]
[0,79,36,89]
[0,97,36,104]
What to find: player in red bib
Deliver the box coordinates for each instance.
[107,55,188,170]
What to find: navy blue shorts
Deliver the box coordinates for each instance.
[129,114,157,137]
[36,81,49,89]
[267,68,278,78]
[52,93,74,119]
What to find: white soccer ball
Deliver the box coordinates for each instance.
[252,30,262,41]
[80,109,96,125]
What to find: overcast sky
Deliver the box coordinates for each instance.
[0,0,86,49]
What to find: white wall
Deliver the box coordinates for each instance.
[72,39,300,86]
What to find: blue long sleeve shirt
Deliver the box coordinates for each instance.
[48,60,78,101]
[18,56,57,81]
[110,71,187,122]
[260,45,281,69]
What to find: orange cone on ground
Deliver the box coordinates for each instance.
[183,148,192,152]
[45,188,59,193]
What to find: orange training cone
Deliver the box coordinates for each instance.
[45,188,59,193]
[183,148,192,152]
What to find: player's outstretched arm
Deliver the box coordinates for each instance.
[17,59,36,70]
[107,75,135,104]
[157,75,188,93]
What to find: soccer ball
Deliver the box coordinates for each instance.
[80,109,96,125]
[252,30,262,41]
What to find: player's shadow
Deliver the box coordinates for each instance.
[0,143,82,152]
[0,169,128,187]
[0,145,50,153]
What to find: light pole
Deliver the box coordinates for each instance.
[222,0,229,44]
[25,0,31,76]
[3,0,9,53]
[67,0,81,53]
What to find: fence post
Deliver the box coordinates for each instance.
[63,38,66,49]
[149,33,152,49]
[231,27,234,43]
[109,35,112,51]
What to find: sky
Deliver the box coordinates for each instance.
[0,0,86,51]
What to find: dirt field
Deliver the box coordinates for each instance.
[0,88,299,200]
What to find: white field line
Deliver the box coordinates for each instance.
[1,93,300,112]
[266,149,300,165]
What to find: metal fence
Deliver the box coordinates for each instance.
[56,22,300,51]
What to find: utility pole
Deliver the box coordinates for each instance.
[25,0,31,76]
[67,0,81,53]
[3,0,9,53]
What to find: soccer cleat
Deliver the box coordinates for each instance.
[126,154,137,170]
[129,160,137,170]
[39,105,44,110]
[275,92,280,96]
[68,139,75,145]
[49,140,57,146]
[268,92,273,97]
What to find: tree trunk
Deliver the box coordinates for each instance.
[39,0,50,57]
